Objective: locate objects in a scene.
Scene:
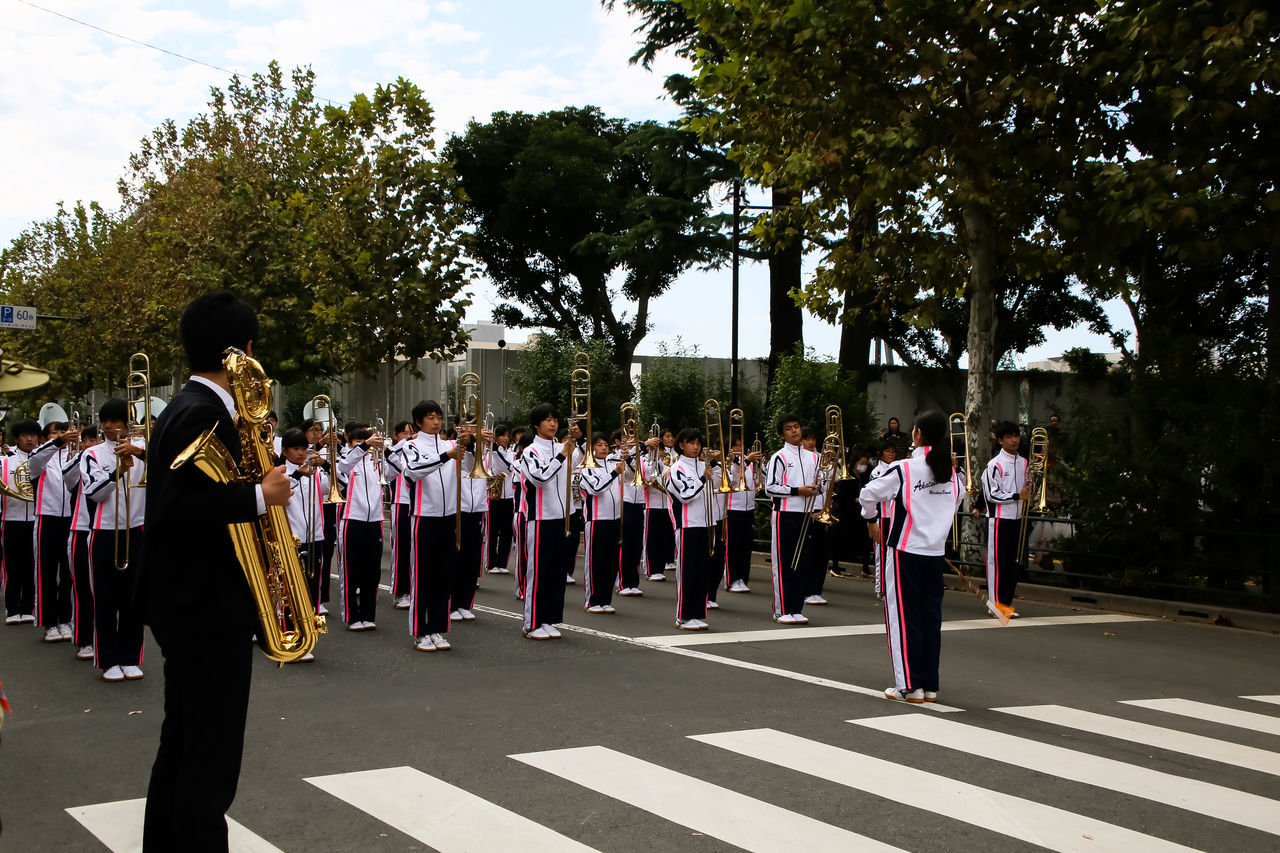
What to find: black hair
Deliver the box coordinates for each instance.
[876,441,897,458]
[43,421,67,438]
[302,418,317,431]
[511,426,526,440]
[268,410,278,421]
[661,428,674,440]
[590,431,609,448]
[281,428,309,450]
[11,418,41,439]
[776,412,800,435]
[350,425,372,442]
[914,411,953,484]
[99,398,128,424]
[887,416,901,429]
[676,426,703,448]
[494,423,511,439]
[530,402,559,430]
[411,400,444,425]
[516,432,534,450]
[81,424,99,441]
[800,426,816,441]
[993,420,1020,440]
[393,419,413,435]
[180,292,259,373]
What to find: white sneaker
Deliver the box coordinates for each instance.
[585,605,605,613]
[804,594,828,605]
[648,573,666,582]
[415,635,437,652]
[923,691,939,702]
[565,574,576,584]
[618,587,643,596]
[729,580,750,593]
[458,608,476,621]
[490,566,510,574]
[430,633,451,650]
[884,686,925,703]
[318,603,329,615]
[543,624,562,639]
[297,652,315,663]
[525,626,551,640]
[363,621,376,631]
[664,562,676,572]
[394,594,411,610]
[4,614,21,625]
[122,665,144,680]
[677,618,709,631]
[707,600,719,609]
[77,645,95,660]
[449,609,465,622]
[775,613,808,625]
[601,604,616,614]
[102,665,125,682]
[19,614,34,623]
[44,626,63,643]
[347,621,363,631]
[790,613,809,624]
[59,623,73,639]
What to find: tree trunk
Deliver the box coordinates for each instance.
[838,288,871,383]
[767,187,804,403]
[962,203,997,471]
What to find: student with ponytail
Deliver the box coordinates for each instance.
[857,410,964,704]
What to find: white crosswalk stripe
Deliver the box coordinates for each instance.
[305,766,600,852]
[66,798,283,853]
[691,728,1197,852]
[1243,694,1280,707]
[994,704,1280,776]
[852,713,1280,836]
[1121,698,1280,738]
[511,744,903,852]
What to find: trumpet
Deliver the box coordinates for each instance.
[619,403,644,487]
[68,410,81,454]
[457,372,482,549]
[790,433,839,572]
[309,395,345,504]
[644,416,666,493]
[566,353,592,536]
[1017,427,1051,563]
[702,400,732,494]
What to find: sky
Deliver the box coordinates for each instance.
[2,0,1130,364]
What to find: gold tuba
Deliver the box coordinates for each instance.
[172,348,327,664]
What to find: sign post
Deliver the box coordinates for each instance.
[0,306,37,330]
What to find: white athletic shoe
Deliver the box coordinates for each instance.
[347,621,363,631]
[617,587,642,596]
[728,580,750,593]
[648,573,666,582]
[601,604,616,614]
[76,645,95,661]
[707,600,719,609]
[59,623,73,640]
[4,614,20,625]
[543,624,562,639]
[923,691,939,702]
[525,626,551,640]
[566,574,576,584]
[363,622,376,631]
[102,665,125,682]
[459,608,476,621]
[44,626,63,643]
[488,567,510,574]
[585,605,605,613]
[318,604,329,615]
[393,594,411,610]
[884,686,925,703]
[450,609,465,622]
[430,633,451,651]
[296,652,315,663]
[677,618,709,631]
[664,562,676,572]
[415,635,437,652]
[122,665,144,680]
[804,594,828,605]
[19,614,34,623]
[775,613,807,625]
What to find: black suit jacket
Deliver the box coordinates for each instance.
[141,380,262,637]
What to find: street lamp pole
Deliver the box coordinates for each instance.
[731,179,741,409]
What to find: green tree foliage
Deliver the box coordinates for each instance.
[507,332,626,433]
[764,346,870,456]
[1,63,473,388]
[444,107,731,392]
[634,339,764,438]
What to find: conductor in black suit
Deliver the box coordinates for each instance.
[141,292,292,851]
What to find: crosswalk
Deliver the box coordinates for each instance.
[69,694,1280,852]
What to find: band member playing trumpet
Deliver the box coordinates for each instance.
[282,428,329,653]
[29,416,80,642]
[337,424,386,631]
[65,425,101,660]
[511,430,534,599]
[454,426,492,623]
[617,430,647,597]
[642,432,673,582]
[518,403,578,640]
[724,434,763,593]
[577,432,624,614]
[982,421,1030,617]
[764,413,819,625]
[2,419,40,626]
[387,420,415,609]
[486,424,515,575]
[81,401,146,681]
[868,442,897,600]
[666,428,719,630]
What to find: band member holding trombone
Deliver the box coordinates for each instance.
[519,402,577,640]
[982,421,1030,617]
[666,427,720,630]
[577,432,625,613]
[858,411,965,703]
[29,412,81,642]
[336,424,386,631]
[724,433,763,594]
[764,413,819,625]
[282,428,329,650]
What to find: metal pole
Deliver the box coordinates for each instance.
[731,179,741,409]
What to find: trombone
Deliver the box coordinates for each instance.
[949,412,978,549]
[308,395,345,504]
[644,416,666,494]
[729,408,749,491]
[619,402,640,547]
[790,433,839,572]
[703,400,732,556]
[127,352,151,487]
[456,372,482,549]
[566,352,593,536]
[1017,427,1051,563]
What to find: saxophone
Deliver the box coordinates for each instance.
[171,347,327,663]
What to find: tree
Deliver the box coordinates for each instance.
[764,345,871,455]
[634,338,764,436]
[507,332,627,433]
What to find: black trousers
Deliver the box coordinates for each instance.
[883,549,944,692]
[35,514,73,627]
[725,509,754,586]
[674,525,711,621]
[3,520,35,617]
[89,526,145,669]
[339,518,382,624]
[584,518,620,607]
[708,520,725,603]
[619,502,645,588]
[144,626,254,853]
[320,503,337,603]
[562,510,584,576]
[71,530,94,646]
[645,507,674,576]
[488,498,514,570]
[412,516,456,636]
[297,542,322,609]
[514,512,528,598]
[391,503,412,597]
[986,517,1021,606]
[523,518,568,631]
[804,523,830,598]
[454,511,485,610]
[769,511,810,617]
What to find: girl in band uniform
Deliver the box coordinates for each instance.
[519,403,578,640]
[1,419,41,626]
[577,432,624,613]
[336,425,386,631]
[666,428,719,630]
[764,413,819,625]
[65,425,100,660]
[387,420,415,610]
[29,418,79,642]
[724,435,763,593]
[982,421,1030,616]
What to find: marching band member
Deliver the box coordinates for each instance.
[577,432,623,613]
[387,420,415,609]
[29,416,80,642]
[642,433,673,582]
[66,425,100,660]
[81,400,145,682]
[518,403,577,640]
[511,431,533,599]
[617,430,647,597]
[868,443,897,600]
[336,424,386,632]
[1,419,40,626]
[303,417,337,616]
[666,428,719,630]
[453,428,492,623]
[486,424,515,575]
[982,420,1030,617]
[282,428,329,651]
[725,434,762,593]
[802,429,831,608]
[764,413,819,625]
[387,400,462,652]
[858,411,964,703]
[707,456,727,611]
[561,427,586,585]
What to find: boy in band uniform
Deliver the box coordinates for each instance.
[81,401,146,681]
[1,419,41,625]
[65,425,101,659]
[561,427,586,585]
[518,403,578,639]
[725,435,762,593]
[764,413,820,625]
[510,431,533,599]
[282,428,329,647]
[387,420,415,609]
[982,421,1030,617]
[666,428,719,630]
[336,424,385,631]
[642,434,673,581]
[577,432,624,613]
[617,429,648,596]
[868,443,897,600]
[30,417,80,641]
[486,424,515,575]
[453,428,492,622]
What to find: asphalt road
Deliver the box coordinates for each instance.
[2,550,1278,852]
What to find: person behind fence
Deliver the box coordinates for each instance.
[858,410,964,704]
[982,420,1030,618]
